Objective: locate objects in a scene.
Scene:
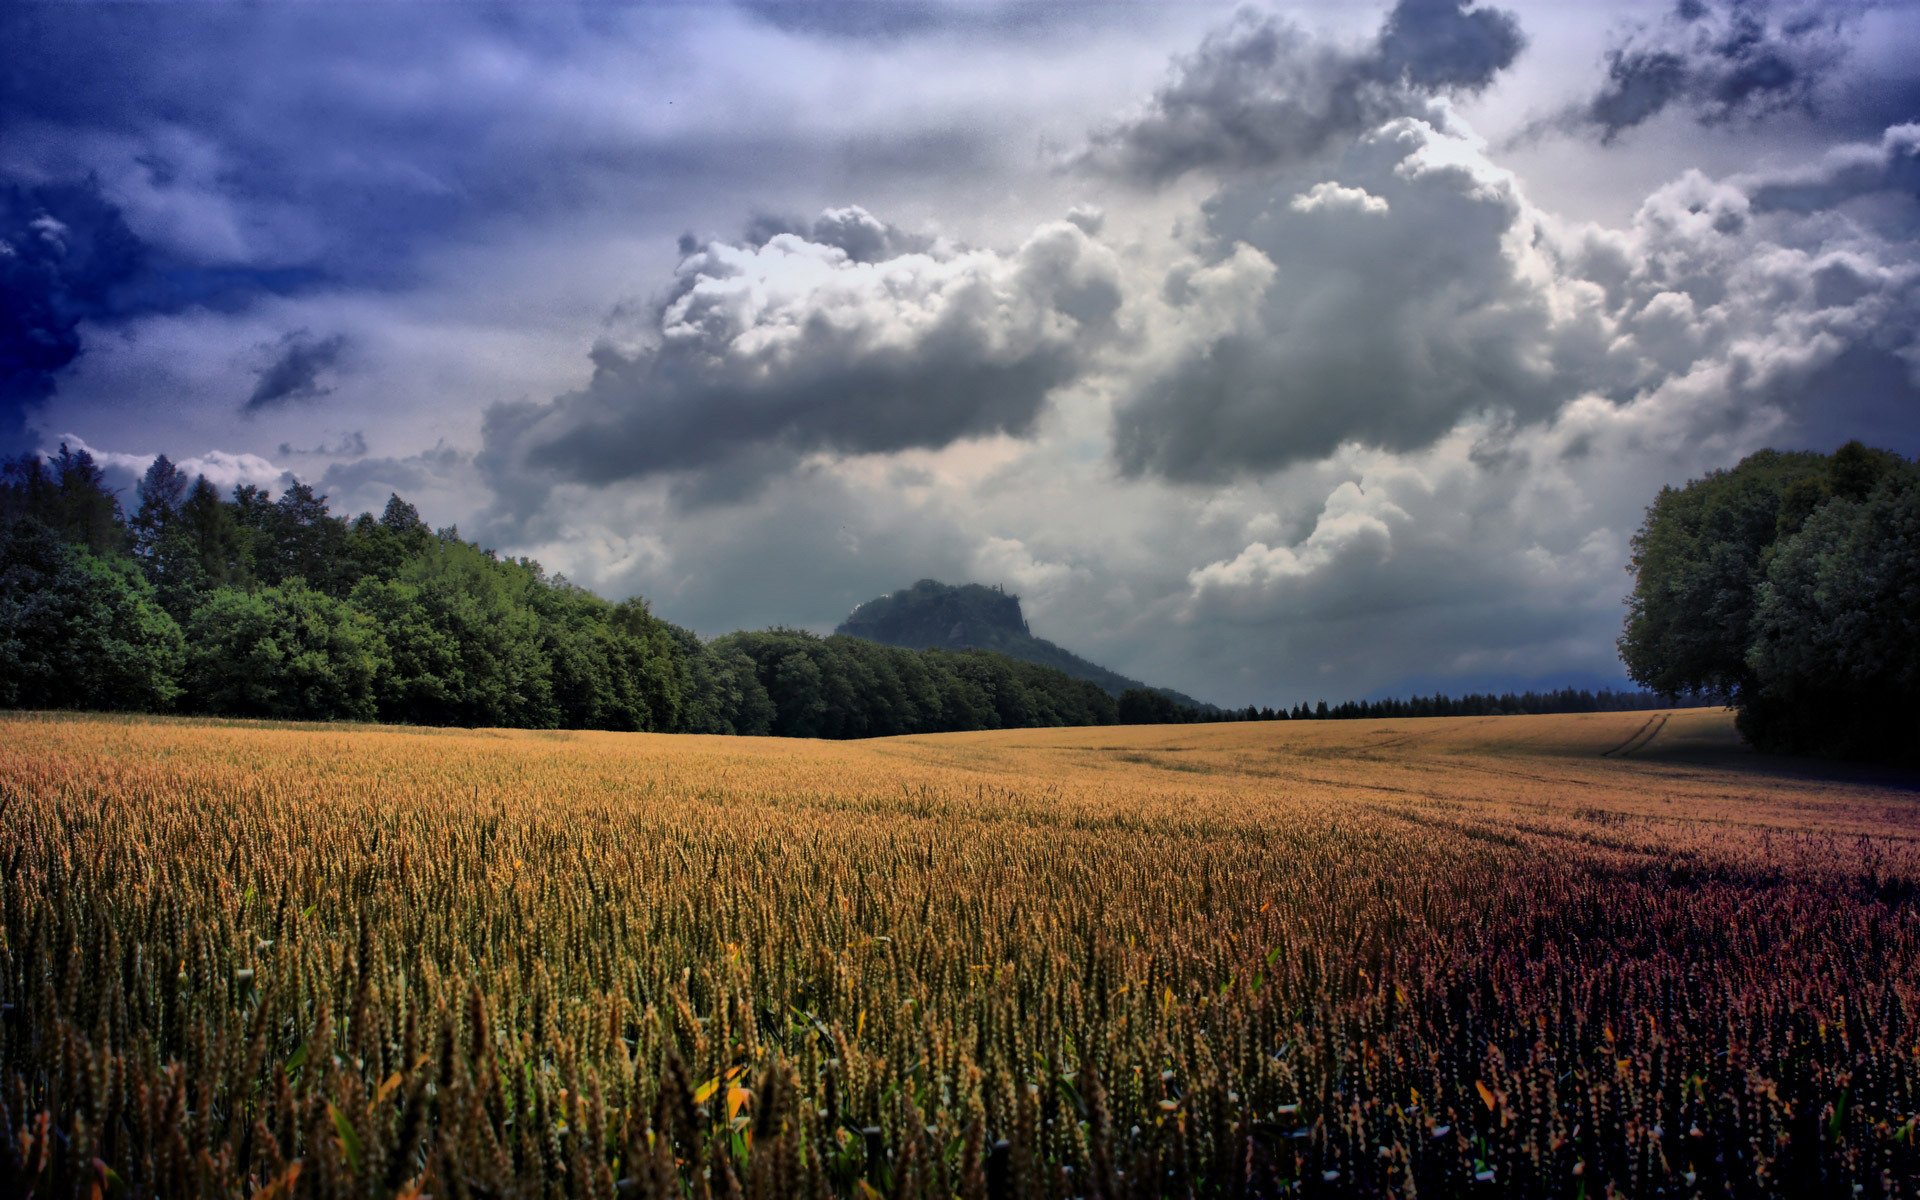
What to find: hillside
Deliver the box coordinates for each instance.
[835,579,1214,710]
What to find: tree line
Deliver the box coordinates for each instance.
[1128,685,1696,726]
[0,448,1133,736]
[3,445,1711,738]
[1620,441,1918,762]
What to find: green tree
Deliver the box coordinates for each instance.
[766,642,830,738]
[0,453,57,528]
[342,494,435,588]
[526,584,682,732]
[130,454,187,561]
[168,474,253,599]
[605,597,683,731]
[720,629,848,738]
[49,444,127,553]
[355,540,555,727]
[270,482,351,594]
[949,651,1034,729]
[0,520,183,711]
[348,577,464,724]
[1622,442,1918,760]
[1742,468,1920,758]
[829,635,926,736]
[1619,449,1830,702]
[923,652,995,731]
[1118,687,1180,725]
[883,642,950,732]
[184,582,388,721]
[666,624,773,735]
[132,460,249,615]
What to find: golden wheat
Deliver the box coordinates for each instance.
[1,709,1915,1197]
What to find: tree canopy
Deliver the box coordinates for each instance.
[0,450,1143,735]
[0,519,183,713]
[1622,441,1918,760]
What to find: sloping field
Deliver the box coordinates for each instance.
[1,709,1915,1197]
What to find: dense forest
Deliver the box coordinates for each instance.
[0,447,1139,737]
[1621,441,1918,761]
[5,446,1696,737]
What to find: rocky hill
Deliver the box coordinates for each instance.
[835,580,1213,711]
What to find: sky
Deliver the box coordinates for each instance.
[4,0,1919,709]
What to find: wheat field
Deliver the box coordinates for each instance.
[1,709,1915,1197]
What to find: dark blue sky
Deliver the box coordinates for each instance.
[5,0,1918,707]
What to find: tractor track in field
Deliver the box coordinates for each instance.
[1601,713,1669,758]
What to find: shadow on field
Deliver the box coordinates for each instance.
[1631,718,1920,794]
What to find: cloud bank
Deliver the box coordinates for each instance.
[1082,0,1523,182]
[1112,106,1920,483]
[480,208,1123,513]
[8,0,1919,707]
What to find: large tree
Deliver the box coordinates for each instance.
[1618,449,1831,703]
[183,582,388,721]
[663,624,774,736]
[130,453,188,563]
[0,520,183,712]
[1621,442,1918,759]
[1741,467,1920,757]
[0,446,127,553]
[350,539,556,728]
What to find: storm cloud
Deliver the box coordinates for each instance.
[10,0,1920,709]
[244,330,348,412]
[480,208,1123,511]
[735,0,1085,40]
[45,434,288,496]
[741,206,936,263]
[1114,115,1612,480]
[1112,85,1920,484]
[279,430,369,459]
[317,441,470,520]
[0,179,147,453]
[1145,103,1920,697]
[1572,0,1866,142]
[1745,121,1920,212]
[1082,0,1523,183]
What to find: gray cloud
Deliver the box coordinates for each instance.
[739,205,936,263]
[738,0,958,39]
[606,467,980,638]
[735,0,1089,41]
[46,433,290,497]
[1746,120,1920,212]
[1574,0,1866,143]
[0,178,149,453]
[1166,429,1683,704]
[479,208,1123,515]
[244,330,347,412]
[1617,161,1920,452]
[1115,110,1920,483]
[1081,0,1523,183]
[316,441,469,519]
[1115,116,1613,481]
[278,430,369,458]
[1376,0,1527,88]
[13,0,1920,712]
